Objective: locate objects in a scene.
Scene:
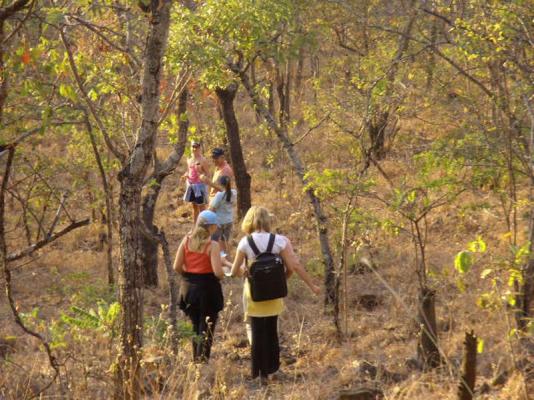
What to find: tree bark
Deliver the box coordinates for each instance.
[157,229,179,352]
[367,0,417,159]
[140,180,160,287]
[457,330,477,400]
[115,1,172,398]
[417,287,441,369]
[215,82,252,219]
[516,204,534,331]
[140,88,188,287]
[85,112,114,286]
[234,65,336,308]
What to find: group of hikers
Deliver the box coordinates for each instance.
[173,141,321,385]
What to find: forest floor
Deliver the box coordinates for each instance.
[2,157,534,400]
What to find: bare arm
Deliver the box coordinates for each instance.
[181,158,191,180]
[201,175,223,191]
[230,250,246,277]
[200,157,210,176]
[280,242,321,295]
[283,241,296,279]
[173,237,187,274]
[210,241,224,279]
[208,193,219,212]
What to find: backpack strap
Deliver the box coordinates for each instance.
[266,233,276,253]
[247,235,261,256]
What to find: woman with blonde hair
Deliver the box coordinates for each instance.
[230,206,320,383]
[173,210,224,362]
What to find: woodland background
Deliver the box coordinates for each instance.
[0,0,533,399]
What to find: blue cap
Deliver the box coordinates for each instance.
[211,147,225,158]
[197,210,219,226]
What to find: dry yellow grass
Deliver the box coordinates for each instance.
[2,114,534,400]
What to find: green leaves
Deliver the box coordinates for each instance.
[60,301,121,334]
[455,250,473,274]
[59,84,77,102]
[168,0,300,87]
[454,236,487,274]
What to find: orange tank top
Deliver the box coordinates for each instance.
[184,237,213,274]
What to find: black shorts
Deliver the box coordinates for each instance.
[186,189,205,205]
[183,184,208,205]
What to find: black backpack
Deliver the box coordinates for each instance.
[247,234,288,302]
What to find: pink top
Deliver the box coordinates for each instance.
[210,161,234,196]
[187,158,202,184]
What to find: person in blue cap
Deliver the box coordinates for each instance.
[173,210,224,362]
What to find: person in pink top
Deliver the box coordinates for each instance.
[181,141,210,223]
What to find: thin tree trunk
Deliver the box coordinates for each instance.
[234,65,336,308]
[215,82,252,219]
[367,0,417,159]
[85,112,114,286]
[275,60,291,128]
[516,196,534,330]
[140,178,160,287]
[157,229,178,351]
[250,61,262,123]
[140,88,188,287]
[0,20,7,125]
[294,48,304,100]
[115,1,172,398]
[457,330,477,400]
[417,287,441,369]
[1,146,61,399]
[426,18,438,90]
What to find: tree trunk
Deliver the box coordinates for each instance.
[140,179,160,287]
[294,48,304,100]
[426,18,438,90]
[157,229,179,351]
[457,330,477,400]
[516,206,534,331]
[140,88,189,287]
[0,20,7,125]
[115,183,144,400]
[115,1,172,398]
[215,83,252,219]
[235,66,336,308]
[275,60,291,128]
[367,0,417,159]
[417,287,441,369]
[85,112,114,286]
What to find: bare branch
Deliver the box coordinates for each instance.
[46,192,68,238]
[291,112,331,145]
[431,46,494,98]
[1,0,35,44]
[0,0,30,20]
[7,218,90,262]
[68,14,141,69]
[59,29,126,163]
[1,147,60,399]
[157,69,192,127]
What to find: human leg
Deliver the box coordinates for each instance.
[188,310,202,361]
[250,316,280,379]
[198,312,218,361]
